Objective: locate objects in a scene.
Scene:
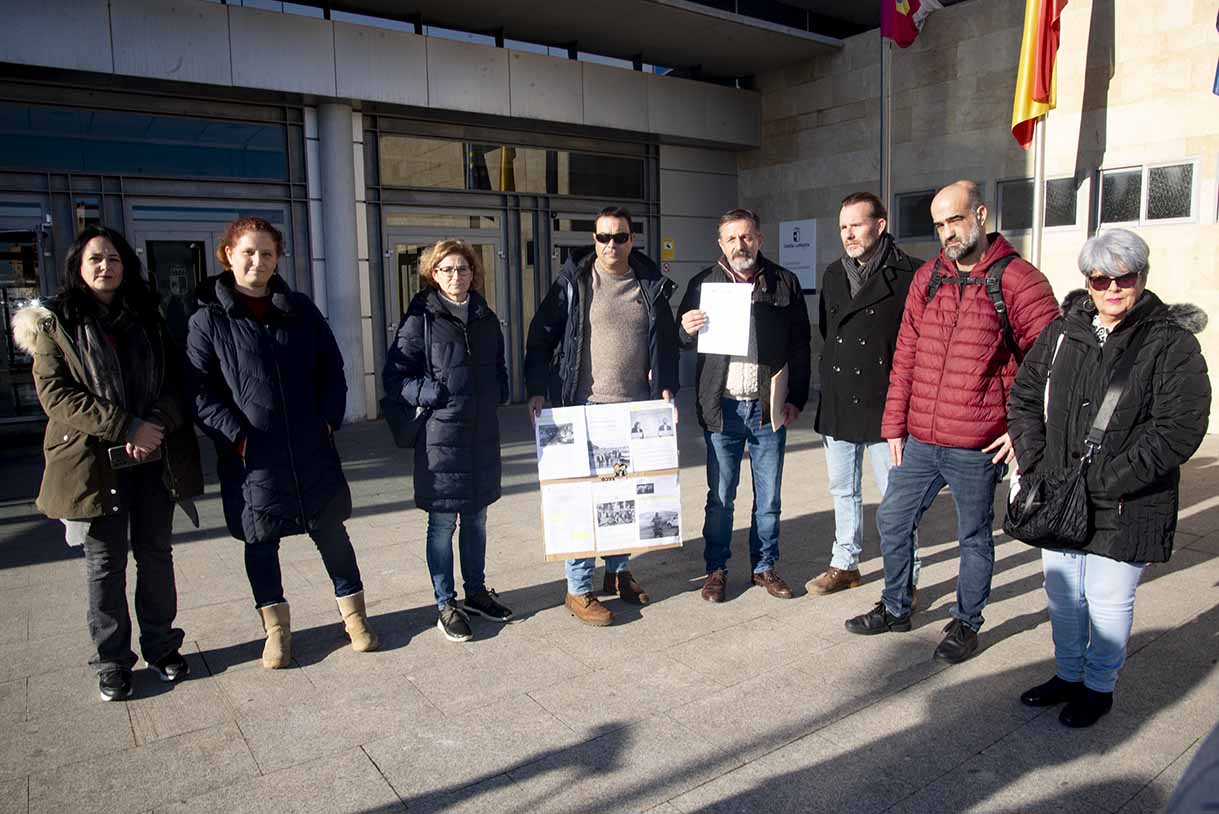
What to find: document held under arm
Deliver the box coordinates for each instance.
[770,364,789,431]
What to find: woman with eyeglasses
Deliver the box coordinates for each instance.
[383,239,513,642]
[1007,228,1209,727]
[14,226,203,701]
[186,216,378,668]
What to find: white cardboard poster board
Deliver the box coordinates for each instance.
[779,218,817,292]
[536,400,682,561]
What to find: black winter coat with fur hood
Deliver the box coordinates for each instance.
[1007,288,1211,563]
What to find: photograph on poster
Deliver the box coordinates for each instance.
[538,423,575,446]
[596,500,636,527]
[639,510,680,541]
[630,407,675,439]
[632,474,682,545]
[586,403,634,475]
[535,406,591,480]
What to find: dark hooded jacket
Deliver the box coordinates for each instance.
[185,272,350,543]
[675,253,812,433]
[524,248,680,406]
[1008,289,1210,563]
[383,287,508,513]
[14,290,203,520]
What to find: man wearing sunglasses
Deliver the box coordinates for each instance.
[524,206,680,626]
[845,180,1058,664]
[676,208,812,603]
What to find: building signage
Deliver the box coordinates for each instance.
[778,219,816,292]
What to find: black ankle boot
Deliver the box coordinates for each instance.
[1020,675,1084,708]
[1059,688,1113,728]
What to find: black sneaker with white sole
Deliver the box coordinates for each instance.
[99,670,133,702]
[462,589,514,622]
[147,651,190,683]
[437,605,473,642]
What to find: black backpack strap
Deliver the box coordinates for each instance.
[983,256,1022,363]
[1083,324,1149,459]
[926,258,945,301]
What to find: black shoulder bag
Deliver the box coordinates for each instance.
[380,313,433,449]
[1003,324,1146,548]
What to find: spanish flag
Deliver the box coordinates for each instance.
[1011,0,1068,149]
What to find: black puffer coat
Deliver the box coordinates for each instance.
[185,272,350,543]
[1008,289,1210,563]
[383,288,508,513]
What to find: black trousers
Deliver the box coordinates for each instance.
[79,464,183,676]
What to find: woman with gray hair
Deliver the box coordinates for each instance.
[1007,227,1210,727]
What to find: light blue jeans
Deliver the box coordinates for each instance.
[426,509,488,610]
[822,433,920,583]
[566,555,630,595]
[1042,549,1145,693]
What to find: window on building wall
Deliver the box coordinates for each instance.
[1100,168,1142,225]
[1146,163,1193,221]
[996,177,1078,231]
[378,135,644,199]
[895,190,936,240]
[1099,162,1196,226]
[0,102,289,179]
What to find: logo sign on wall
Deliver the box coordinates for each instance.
[778,219,816,293]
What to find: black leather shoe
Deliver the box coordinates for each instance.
[1059,688,1113,728]
[844,601,911,635]
[933,619,978,664]
[99,670,133,702]
[1020,675,1084,708]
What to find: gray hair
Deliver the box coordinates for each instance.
[1078,228,1150,278]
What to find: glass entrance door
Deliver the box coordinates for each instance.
[144,238,209,347]
[0,230,42,420]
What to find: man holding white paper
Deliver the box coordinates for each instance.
[524,207,680,626]
[676,208,811,603]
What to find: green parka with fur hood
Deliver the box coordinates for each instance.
[13,294,203,521]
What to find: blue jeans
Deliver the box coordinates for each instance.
[822,433,920,583]
[1042,549,1145,692]
[426,508,488,609]
[703,398,787,575]
[877,436,1004,629]
[566,554,630,595]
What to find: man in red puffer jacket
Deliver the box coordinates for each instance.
[844,180,1058,664]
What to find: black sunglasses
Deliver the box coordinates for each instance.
[1087,272,1139,292]
[594,232,631,245]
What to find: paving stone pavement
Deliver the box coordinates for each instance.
[1,392,1217,814]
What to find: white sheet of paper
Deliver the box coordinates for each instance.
[627,400,679,471]
[769,364,789,431]
[585,403,633,476]
[633,474,682,547]
[591,478,642,552]
[696,282,752,356]
[535,407,591,480]
[541,481,596,556]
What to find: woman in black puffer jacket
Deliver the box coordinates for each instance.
[186,216,378,668]
[383,240,512,643]
[1008,228,1210,728]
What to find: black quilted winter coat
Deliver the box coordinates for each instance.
[1008,289,1210,563]
[383,288,508,513]
[185,272,351,543]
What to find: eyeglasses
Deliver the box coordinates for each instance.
[434,265,472,278]
[594,232,630,245]
[1087,272,1139,292]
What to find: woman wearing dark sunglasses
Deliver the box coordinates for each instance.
[1007,228,1210,727]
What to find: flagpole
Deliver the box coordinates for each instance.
[880,37,893,215]
[1030,113,1047,268]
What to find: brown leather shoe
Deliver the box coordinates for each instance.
[701,569,727,603]
[807,567,863,596]
[602,569,651,605]
[565,593,613,626]
[751,569,794,599]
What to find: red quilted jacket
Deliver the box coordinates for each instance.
[881,234,1058,449]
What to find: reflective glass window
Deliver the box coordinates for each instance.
[895,191,936,240]
[1100,169,1141,224]
[997,179,1034,232]
[1045,178,1077,228]
[1147,164,1193,221]
[0,102,289,179]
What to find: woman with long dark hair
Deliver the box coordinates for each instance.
[185,216,378,668]
[14,226,203,702]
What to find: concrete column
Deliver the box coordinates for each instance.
[316,102,366,422]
